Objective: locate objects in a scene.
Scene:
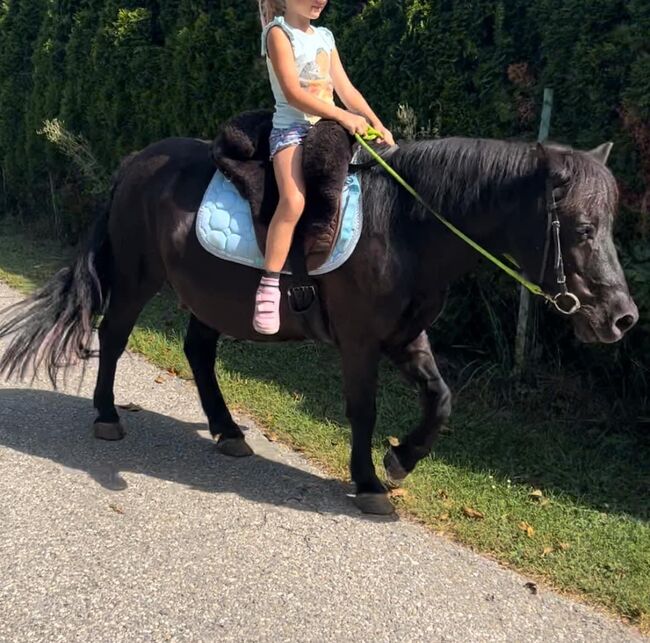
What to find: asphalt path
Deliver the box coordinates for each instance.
[0,281,644,642]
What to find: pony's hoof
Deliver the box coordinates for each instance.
[216,437,253,458]
[384,447,409,488]
[93,421,126,441]
[354,493,395,515]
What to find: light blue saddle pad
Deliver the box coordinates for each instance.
[196,170,362,276]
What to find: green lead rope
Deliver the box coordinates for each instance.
[356,128,547,300]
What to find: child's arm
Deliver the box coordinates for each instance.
[267,28,369,135]
[330,48,395,146]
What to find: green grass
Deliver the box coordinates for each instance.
[0,230,648,630]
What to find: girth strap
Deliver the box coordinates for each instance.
[287,233,332,343]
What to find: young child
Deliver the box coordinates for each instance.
[254,0,395,335]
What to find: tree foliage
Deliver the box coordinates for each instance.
[1,0,647,219]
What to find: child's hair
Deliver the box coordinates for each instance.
[258,0,286,28]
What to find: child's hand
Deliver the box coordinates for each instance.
[338,111,370,136]
[373,125,395,146]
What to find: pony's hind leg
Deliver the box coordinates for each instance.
[92,275,162,440]
[183,314,252,457]
[383,331,451,486]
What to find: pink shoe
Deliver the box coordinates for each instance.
[253,277,281,335]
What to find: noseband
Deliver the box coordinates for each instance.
[538,179,581,315]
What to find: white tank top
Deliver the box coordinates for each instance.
[261,16,336,129]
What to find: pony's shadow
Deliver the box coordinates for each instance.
[0,388,373,519]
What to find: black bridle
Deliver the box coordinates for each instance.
[538,179,581,315]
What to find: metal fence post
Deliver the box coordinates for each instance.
[514,88,554,373]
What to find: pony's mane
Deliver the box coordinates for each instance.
[359,136,616,240]
[399,138,539,212]
[359,137,536,246]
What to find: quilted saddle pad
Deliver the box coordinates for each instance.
[196,170,363,276]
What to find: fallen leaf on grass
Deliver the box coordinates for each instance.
[265,431,279,442]
[529,489,549,506]
[390,488,410,499]
[558,542,571,551]
[462,506,484,520]
[541,546,554,557]
[109,503,124,515]
[437,512,450,521]
[387,436,400,447]
[518,521,535,538]
[117,403,142,412]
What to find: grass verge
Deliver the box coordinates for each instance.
[0,231,648,630]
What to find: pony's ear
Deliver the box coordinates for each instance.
[588,142,613,165]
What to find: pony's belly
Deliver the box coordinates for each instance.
[167,247,310,342]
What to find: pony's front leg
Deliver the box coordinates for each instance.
[383,331,451,486]
[340,340,393,515]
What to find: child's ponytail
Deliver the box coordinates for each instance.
[258,0,285,28]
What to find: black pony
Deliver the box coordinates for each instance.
[0,129,638,514]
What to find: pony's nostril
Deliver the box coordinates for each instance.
[614,313,637,334]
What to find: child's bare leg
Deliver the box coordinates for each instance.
[252,144,306,334]
[265,145,306,271]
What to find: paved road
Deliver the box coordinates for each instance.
[0,281,644,643]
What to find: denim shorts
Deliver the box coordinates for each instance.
[269,121,312,159]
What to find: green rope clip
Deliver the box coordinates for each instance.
[362,126,383,142]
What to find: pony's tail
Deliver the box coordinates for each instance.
[0,180,117,386]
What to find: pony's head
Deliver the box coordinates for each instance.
[532,143,638,343]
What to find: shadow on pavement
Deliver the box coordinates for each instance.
[0,388,395,521]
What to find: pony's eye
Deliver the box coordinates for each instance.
[576,224,594,240]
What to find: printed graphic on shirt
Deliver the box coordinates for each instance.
[299,48,334,124]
